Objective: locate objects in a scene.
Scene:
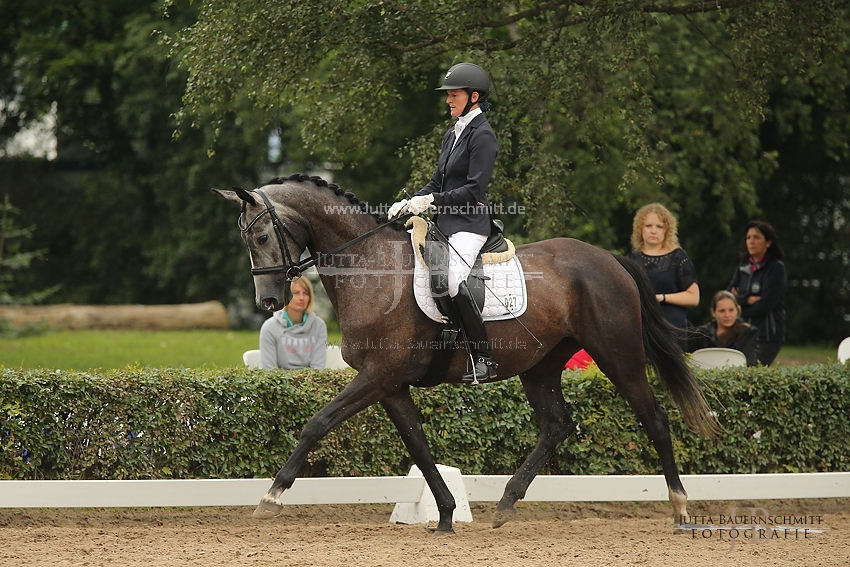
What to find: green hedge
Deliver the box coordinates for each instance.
[1,364,848,480]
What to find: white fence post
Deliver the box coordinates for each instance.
[389,464,473,524]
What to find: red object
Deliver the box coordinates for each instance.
[565,349,594,370]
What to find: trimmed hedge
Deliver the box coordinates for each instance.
[1,364,848,480]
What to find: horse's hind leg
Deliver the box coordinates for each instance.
[493,358,577,528]
[605,366,689,525]
[381,391,456,534]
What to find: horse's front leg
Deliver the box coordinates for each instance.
[253,373,385,518]
[381,391,456,534]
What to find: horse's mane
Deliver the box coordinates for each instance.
[261,172,403,230]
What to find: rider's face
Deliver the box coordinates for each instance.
[445,89,475,118]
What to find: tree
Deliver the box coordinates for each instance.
[0,193,58,306]
[2,1,848,339]
[169,0,850,340]
[168,1,838,228]
[0,0,273,312]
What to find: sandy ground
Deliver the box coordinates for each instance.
[1,499,847,567]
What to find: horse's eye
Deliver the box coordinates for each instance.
[258,235,269,245]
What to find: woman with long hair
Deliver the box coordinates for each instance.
[627,203,700,349]
[689,290,759,366]
[727,220,787,365]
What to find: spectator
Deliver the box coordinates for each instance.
[727,220,787,366]
[689,290,759,366]
[627,203,700,349]
[259,276,328,369]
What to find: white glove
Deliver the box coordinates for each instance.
[407,194,435,215]
[387,198,409,219]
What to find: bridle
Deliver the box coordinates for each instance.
[238,189,305,281]
[238,187,407,284]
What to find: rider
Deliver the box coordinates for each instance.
[388,62,498,382]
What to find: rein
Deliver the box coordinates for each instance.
[241,188,408,281]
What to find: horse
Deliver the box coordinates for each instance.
[213,173,720,533]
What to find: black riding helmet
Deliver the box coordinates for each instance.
[436,62,490,115]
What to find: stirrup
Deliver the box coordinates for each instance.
[462,355,498,384]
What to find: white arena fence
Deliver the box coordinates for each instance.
[1,470,848,510]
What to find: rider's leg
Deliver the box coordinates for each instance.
[447,232,496,382]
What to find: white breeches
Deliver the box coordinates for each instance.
[447,232,487,297]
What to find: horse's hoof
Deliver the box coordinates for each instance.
[492,507,516,528]
[253,493,284,518]
[429,526,455,537]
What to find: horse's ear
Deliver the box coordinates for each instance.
[210,187,257,206]
[233,186,257,206]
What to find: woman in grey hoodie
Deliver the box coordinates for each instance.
[259,277,328,369]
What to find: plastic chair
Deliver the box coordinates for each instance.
[244,346,349,369]
[325,345,350,369]
[838,337,850,364]
[242,349,262,369]
[690,347,747,369]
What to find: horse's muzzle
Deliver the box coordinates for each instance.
[258,296,281,312]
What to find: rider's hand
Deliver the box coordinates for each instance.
[387,199,409,219]
[407,194,435,215]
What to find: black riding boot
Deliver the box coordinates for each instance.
[452,281,498,383]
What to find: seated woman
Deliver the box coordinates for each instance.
[259,276,328,369]
[689,290,759,366]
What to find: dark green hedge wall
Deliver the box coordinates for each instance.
[1,364,848,480]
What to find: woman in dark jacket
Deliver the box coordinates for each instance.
[727,220,787,365]
[388,62,498,382]
[689,290,759,366]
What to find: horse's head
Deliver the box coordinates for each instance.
[212,185,308,312]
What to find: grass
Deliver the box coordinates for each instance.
[0,329,344,370]
[772,344,838,366]
[0,329,840,371]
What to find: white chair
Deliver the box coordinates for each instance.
[242,349,262,369]
[690,347,747,369]
[838,337,850,364]
[243,346,350,370]
[325,345,350,369]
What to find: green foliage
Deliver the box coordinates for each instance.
[0,194,58,306]
[2,364,848,480]
[1,1,267,306]
[686,365,850,473]
[164,0,850,339]
[2,0,849,343]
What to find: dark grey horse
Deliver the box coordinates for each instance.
[213,173,720,533]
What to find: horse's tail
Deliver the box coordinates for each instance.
[614,254,722,438]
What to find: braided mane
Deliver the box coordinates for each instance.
[262,172,400,228]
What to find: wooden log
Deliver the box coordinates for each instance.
[0,301,229,330]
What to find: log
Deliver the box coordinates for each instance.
[0,301,229,330]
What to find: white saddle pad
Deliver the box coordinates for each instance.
[409,230,528,323]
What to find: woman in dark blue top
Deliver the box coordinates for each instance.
[627,203,700,349]
[727,220,787,365]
